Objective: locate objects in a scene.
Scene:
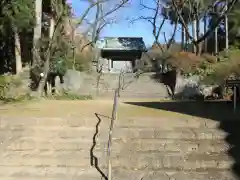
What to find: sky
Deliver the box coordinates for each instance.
[67,0,203,47]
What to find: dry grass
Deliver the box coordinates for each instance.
[165,52,215,74]
[1,98,238,122]
[0,99,194,118]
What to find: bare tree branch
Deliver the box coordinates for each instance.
[134,0,176,52]
[76,0,108,26]
[171,0,238,45]
[166,17,179,49]
[79,0,130,51]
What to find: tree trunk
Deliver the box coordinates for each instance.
[185,24,189,51]
[71,20,76,70]
[36,16,55,97]
[196,17,201,55]
[215,27,218,56]
[192,20,197,54]
[36,55,50,96]
[204,14,207,53]
[32,0,42,66]
[14,31,22,74]
[225,1,229,52]
[181,24,185,51]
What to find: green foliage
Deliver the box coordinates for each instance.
[160,51,216,76]
[0,76,11,98]
[66,53,92,72]
[1,93,34,103]
[0,75,34,103]
[52,0,72,18]
[50,56,67,74]
[202,47,240,85]
[228,2,240,46]
[0,0,35,33]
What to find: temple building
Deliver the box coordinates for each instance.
[95,37,147,73]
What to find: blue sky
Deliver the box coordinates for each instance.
[67,0,202,47]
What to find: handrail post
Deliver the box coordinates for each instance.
[107,89,118,180]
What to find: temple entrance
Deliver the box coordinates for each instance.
[111,60,133,73]
[96,37,147,73]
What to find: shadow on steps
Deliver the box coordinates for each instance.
[124,100,240,178]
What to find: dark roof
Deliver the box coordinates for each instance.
[97,37,147,51]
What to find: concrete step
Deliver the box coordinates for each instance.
[112,127,227,140]
[0,127,228,149]
[0,116,223,131]
[0,150,232,170]
[0,127,109,143]
[0,126,227,142]
[107,138,229,154]
[0,115,235,179]
[99,93,167,99]
[0,168,236,180]
[2,136,229,154]
[102,152,233,171]
[4,138,105,151]
[114,117,220,129]
[0,116,110,128]
[0,150,102,167]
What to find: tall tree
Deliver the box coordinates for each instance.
[168,0,237,54]
[0,0,35,74]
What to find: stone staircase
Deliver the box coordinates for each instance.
[0,115,236,180]
[80,72,169,99]
[105,117,236,180]
[15,69,168,99]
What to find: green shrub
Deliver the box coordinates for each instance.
[202,47,240,85]
[0,75,33,103]
[160,51,216,77]
[1,93,34,103]
[0,76,10,98]
[66,52,92,72]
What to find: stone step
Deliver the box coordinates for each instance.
[0,116,110,128]
[108,139,229,154]
[3,136,229,154]
[0,151,98,167]
[110,169,236,180]
[4,138,105,151]
[99,93,167,99]
[0,167,102,180]
[113,127,227,140]
[103,152,233,171]
[0,126,227,143]
[0,168,236,180]
[118,93,167,97]
[0,150,233,170]
[0,127,228,150]
[114,117,220,129]
[0,116,222,130]
[0,127,109,143]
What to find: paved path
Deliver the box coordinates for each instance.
[0,100,237,180]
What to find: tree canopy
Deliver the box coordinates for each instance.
[0,0,35,33]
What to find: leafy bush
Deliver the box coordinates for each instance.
[0,76,11,98]
[0,75,33,103]
[161,51,217,77]
[66,51,92,72]
[202,47,240,85]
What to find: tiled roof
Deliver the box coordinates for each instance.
[96,37,146,51]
